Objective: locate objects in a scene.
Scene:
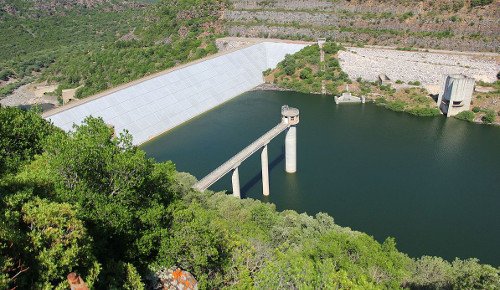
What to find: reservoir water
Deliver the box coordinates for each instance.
[141,90,500,265]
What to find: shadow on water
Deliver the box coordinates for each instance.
[240,149,285,198]
[142,90,500,265]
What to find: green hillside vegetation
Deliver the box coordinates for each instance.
[265,42,441,117]
[454,80,500,124]
[373,87,441,117]
[1,106,499,289]
[0,2,147,97]
[264,42,348,95]
[0,0,224,99]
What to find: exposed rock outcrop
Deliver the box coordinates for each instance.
[151,267,198,290]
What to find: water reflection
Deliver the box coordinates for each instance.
[141,90,500,265]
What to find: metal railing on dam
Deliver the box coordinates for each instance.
[193,105,300,198]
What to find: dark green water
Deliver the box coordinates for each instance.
[141,90,500,265]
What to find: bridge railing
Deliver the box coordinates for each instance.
[193,121,289,191]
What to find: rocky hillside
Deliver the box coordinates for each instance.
[0,0,147,18]
[225,0,500,52]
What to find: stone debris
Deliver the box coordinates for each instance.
[0,83,59,107]
[338,47,499,86]
[215,38,254,52]
[152,266,198,290]
[67,272,89,290]
[227,0,499,52]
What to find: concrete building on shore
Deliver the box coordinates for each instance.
[317,38,326,48]
[437,74,475,117]
[334,85,365,104]
[378,74,393,86]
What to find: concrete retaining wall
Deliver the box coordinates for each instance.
[44,42,306,145]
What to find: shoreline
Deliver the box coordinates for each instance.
[256,82,500,126]
[250,83,294,92]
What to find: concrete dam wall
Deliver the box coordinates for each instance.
[44,42,307,145]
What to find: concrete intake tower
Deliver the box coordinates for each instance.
[282,105,299,173]
[437,74,475,117]
[193,105,299,197]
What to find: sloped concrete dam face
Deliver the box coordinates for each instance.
[44,42,306,144]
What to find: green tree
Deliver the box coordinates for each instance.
[21,198,99,289]
[38,117,176,285]
[455,110,475,122]
[322,42,343,54]
[482,110,495,124]
[409,256,454,288]
[0,205,30,289]
[0,107,56,176]
[281,54,297,76]
[123,263,145,290]
[452,258,500,289]
[159,201,230,288]
[299,67,313,80]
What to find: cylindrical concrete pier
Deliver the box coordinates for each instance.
[285,126,297,173]
[261,145,270,196]
[232,167,241,198]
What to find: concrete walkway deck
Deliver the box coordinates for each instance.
[193,121,289,191]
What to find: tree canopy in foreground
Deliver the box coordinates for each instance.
[0,107,499,289]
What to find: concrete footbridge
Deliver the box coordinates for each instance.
[192,105,300,198]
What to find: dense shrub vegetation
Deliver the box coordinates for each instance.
[0,0,224,99]
[482,110,496,124]
[1,107,499,289]
[0,3,145,97]
[266,42,346,95]
[0,107,55,175]
[470,0,493,7]
[454,80,500,124]
[374,87,441,117]
[455,110,475,122]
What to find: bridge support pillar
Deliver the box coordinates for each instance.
[232,167,241,198]
[285,126,297,173]
[261,145,270,196]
